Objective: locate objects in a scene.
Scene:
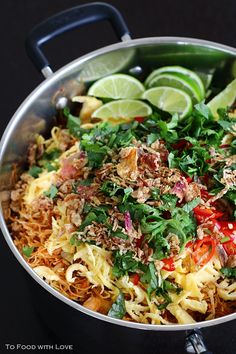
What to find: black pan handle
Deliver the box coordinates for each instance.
[25,2,131,78]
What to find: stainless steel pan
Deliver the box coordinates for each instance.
[0,2,235,348]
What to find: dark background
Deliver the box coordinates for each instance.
[0,0,235,353]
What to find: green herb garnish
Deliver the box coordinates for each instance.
[220,267,236,278]
[108,292,126,319]
[43,185,58,199]
[28,166,42,178]
[22,245,34,257]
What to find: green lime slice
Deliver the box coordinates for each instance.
[196,71,214,90]
[91,99,152,124]
[145,66,205,100]
[88,74,145,99]
[142,86,192,119]
[147,72,202,104]
[77,48,135,83]
[207,78,236,118]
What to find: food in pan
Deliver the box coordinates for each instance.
[9,66,236,325]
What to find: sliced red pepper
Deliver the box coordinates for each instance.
[193,206,223,221]
[192,236,216,266]
[186,240,194,248]
[217,221,236,241]
[162,257,175,271]
[200,189,211,201]
[130,273,140,285]
[212,211,224,218]
[193,206,214,217]
[218,221,236,231]
[223,241,236,255]
[135,116,145,123]
[186,176,193,184]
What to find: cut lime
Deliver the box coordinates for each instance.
[77,48,135,83]
[196,71,214,90]
[147,72,202,104]
[143,87,192,119]
[91,99,152,124]
[207,78,236,118]
[88,74,145,99]
[145,66,205,100]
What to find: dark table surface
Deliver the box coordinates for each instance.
[0,1,235,353]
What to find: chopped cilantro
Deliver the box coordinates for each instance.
[43,162,58,172]
[64,107,81,137]
[112,250,141,278]
[28,166,42,178]
[122,187,133,203]
[79,178,93,186]
[78,212,97,232]
[194,102,211,119]
[22,245,34,257]
[147,133,159,146]
[101,181,122,197]
[160,194,178,210]
[108,292,126,319]
[220,267,236,279]
[110,230,129,240]
[80,142,109,168]
[43,185,58,199]
[69,234,82,246]
[38,148,61,171]
[41,149,61,161]
[140,262,159,297]
[112,130,135,148]
[150,187,160,200]
[101,182,133,203]
[218,119,236,132]
[183,197,201,212]
[141,204,195,259]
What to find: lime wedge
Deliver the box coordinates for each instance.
[88,74,145,99]
[77,48,135,83]
[143,87,192,119]
[145,66,205,100]
[147,72,201,104]
[207,78,236,118]
[91,99,152,124]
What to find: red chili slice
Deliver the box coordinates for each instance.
[135,116,145,123]
[219,221,236,231]
[193,206,214,217]
[185,176,193,184]
[186,241,194,248]
[162,257,175,271]
[200,189,211,201]
[130,273,140,285]
[223,241,236,255]
[192,236,216,266]
[193,206,223,221]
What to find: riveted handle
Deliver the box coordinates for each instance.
[25,2,131,78]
